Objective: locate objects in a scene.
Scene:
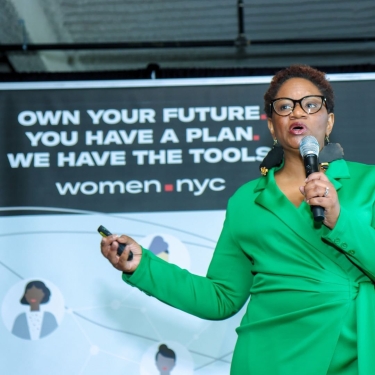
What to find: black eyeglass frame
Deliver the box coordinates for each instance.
[270,95,327,117]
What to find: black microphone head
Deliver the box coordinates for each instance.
[299,135,319,158]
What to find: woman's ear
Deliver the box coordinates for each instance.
[267,118,275,139]
[326,113,334,137]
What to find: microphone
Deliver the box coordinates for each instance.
[299,135,325,221]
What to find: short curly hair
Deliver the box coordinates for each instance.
[264,65,334,117]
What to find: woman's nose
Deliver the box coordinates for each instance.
[290,102,306,116]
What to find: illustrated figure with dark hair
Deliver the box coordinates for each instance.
[101,65,375,374]
[149,236,169,262]
[155,344,176,375]
[11,280,58,340]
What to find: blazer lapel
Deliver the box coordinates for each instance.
[254,159,350,255]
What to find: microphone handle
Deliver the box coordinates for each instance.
[303,154,325,222]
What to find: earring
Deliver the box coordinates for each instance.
[319,135,344,171]
[259,139,284,176]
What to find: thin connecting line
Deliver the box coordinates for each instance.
[0,207,231,369]
[0,258,233,367]
[193,350,233,370]
[78,353,92,375]
[74,311,233,364]
[0,260,23,280]
[0,230,216,252]
[69,311,93,346]
[99,348,140,364]
[72,311,159,343]
[185,321,213,347]
[142,312,164,342]
[0,206,218,243]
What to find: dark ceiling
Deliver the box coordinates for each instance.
[1,0,375,75]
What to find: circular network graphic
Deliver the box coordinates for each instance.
[140,340,194,375]
[2,278,65,340]
[140,233,191,270]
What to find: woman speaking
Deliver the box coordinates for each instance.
[100,65,375,375]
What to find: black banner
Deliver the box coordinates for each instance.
[1,75,375,214]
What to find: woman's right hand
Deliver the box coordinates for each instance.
[100,234,142,273]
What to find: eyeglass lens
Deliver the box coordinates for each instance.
[273,96,323,116]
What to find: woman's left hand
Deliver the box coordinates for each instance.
[299,172,340,229]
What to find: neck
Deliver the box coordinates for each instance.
[277,151,306,181]
[30,304,40,311]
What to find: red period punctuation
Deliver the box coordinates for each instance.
[164,184,174,192]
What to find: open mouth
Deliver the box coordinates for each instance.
[289,123,306,134]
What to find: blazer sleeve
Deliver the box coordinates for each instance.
[122,199,254,320]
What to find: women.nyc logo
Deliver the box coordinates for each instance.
[55,177,225,197]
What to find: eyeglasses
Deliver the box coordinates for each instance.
[270,95,326,116]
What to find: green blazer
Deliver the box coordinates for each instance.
[123,159,375,375]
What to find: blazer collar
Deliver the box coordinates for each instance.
[255,159,350,194]
[254,159,351,258]
[325,158,350,191]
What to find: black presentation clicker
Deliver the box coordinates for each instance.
[98,225,133,261]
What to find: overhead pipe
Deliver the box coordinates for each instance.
[1,36,375,52]
[1,0,375,53]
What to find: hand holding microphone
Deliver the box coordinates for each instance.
[299,136,340,228]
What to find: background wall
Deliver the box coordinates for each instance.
[1,73,375,374]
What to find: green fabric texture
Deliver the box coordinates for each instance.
[123,159,375,375]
